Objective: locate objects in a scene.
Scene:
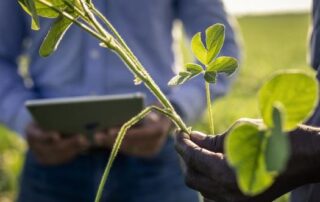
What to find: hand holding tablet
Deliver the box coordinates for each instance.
[25,93,145,136]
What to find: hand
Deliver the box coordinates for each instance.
[26,123,90,165]
[175,131,251,202]
[175,125,320,202]
[94,111,172,158]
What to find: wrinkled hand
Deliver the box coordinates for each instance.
[26,123,90,165]
[175,131,252,202]
[94,111,172,158]
[175,124,320,202]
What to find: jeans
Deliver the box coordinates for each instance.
[18,137,199,202]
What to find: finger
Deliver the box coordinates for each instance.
[95,130,164,147]
[26,123,47,143]
[121,138,165,157]
[57,135,90,154]
[175,132,226,176]
[96,129,166,157]
[94,132,114,147]
[186,169,242,202]
[185,169,229,201]
[190,131,225,153]
[40,136,90,165]
[26,124,61,144]
[185,169,219,193]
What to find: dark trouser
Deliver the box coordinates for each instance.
[18,137,199,202]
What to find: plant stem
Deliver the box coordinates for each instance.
[206,82,215,135]
[34,3,191,202]
[112,45,189,132]
[78,0,111,40]
[38,0,189,133]
[75,3,181,123]
[91,7,144,72]
[62,0,88,20]
[94,106,174,202]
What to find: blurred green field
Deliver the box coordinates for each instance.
[0,128,25,202]
[0,12,312,201]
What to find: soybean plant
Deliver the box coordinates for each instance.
[168,23,238,135]
[17,0,319,200]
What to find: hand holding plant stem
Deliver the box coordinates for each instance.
[17,0,319,200]
[18,0,239,200]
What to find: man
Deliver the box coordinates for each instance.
[0,0,240,202]
[175,0,320,201]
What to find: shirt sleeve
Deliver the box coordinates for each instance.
[310,0,320,77]
[0,1,36,136]
[168,0,242,124]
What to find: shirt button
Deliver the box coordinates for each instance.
[89,49,101,59]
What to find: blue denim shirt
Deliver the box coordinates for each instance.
[0,0,240,136]
[0,0,240,202]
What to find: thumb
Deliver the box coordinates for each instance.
[189,131,225,153]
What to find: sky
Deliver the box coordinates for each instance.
[223,0,312,15]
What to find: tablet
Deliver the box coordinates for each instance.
[25,93,145,135]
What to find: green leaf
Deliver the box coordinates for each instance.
[258,71,318,131]
[205,23,225,64]
[19,0,71,20]
[191,32,207,65]
[168,64,203,86]
[36,0,69,18]
[63,0,82,13]
[207,56,238,75]
[225,123,273,195]
[39,16,73,57]
[18,0,40,30]
[265,105,290,173]
[168,71,192,86]
[204,71,217,83]
[185,63,203,74]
